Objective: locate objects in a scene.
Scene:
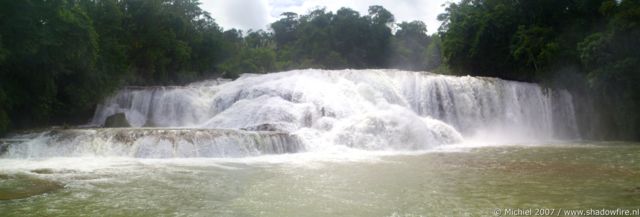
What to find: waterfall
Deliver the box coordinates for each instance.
[2,69,580,158]
[2,129,303,158]
[396,73,579,141]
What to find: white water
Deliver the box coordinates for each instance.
[2,129,303,158]
[2,69,580,158]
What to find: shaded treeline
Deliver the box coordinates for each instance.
[438,0,640,140]
[1,0,225,133]
[0,0,439,135]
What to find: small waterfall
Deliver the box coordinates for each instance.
[2,129,303,158]
[90,79,229,127]
[2,69,582,158]
[397,73,579,141]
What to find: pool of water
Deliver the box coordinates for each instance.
[1,142,639,216]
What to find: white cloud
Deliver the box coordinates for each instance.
[200,0,272,31]
[200,0,450,33]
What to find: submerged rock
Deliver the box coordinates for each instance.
[30,169,55,174]
[626,187,640,194]
[104,113,130,128]
[0,174,63,200]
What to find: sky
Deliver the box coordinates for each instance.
[199,0,451,34]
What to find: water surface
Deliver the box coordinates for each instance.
[1,142,639,216]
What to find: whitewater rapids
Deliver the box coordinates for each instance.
[2,69,580,158]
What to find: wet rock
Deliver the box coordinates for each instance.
[31,169,76,175]
[143,119,156,127]
[0,143,7,156]
[104,113,130,128]
[241,123,282,131]
[30,169,55,174]
[0,174,63,200]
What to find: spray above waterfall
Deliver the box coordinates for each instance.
[3,69,580,158]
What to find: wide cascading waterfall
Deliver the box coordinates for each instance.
[1,69,581,158]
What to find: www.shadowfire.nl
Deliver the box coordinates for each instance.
[497,208,640,216]
[563,208,640,216]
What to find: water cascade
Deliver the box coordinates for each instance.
[1,69,580,158]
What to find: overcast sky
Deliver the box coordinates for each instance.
[199,0,451,34]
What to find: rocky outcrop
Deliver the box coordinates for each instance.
[104,113,130,128]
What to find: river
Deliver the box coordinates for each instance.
[1,143,639,216]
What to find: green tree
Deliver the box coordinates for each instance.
[269,5,396,69]
[391,21,430,70]
[425,34,443,71]
[0,0,100,128]
[578,0,640,139]
[510,25,559,76]
[0,0,230,135]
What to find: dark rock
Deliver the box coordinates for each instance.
[30,169,55,174]
[142,119,156,127]
[241,123,281,131]
[31,168,76,174]
[0,143,7,156]
[104,113,130,128]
